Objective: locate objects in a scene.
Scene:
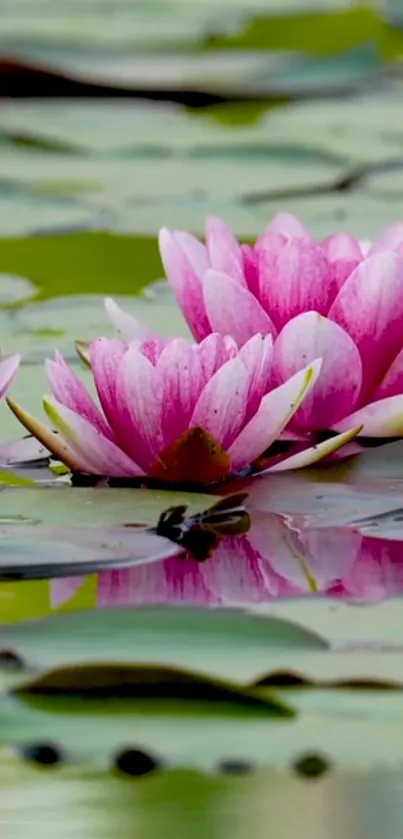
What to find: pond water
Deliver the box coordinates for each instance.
[2,0,403,836]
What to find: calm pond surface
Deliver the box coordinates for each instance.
[2,1,403,836]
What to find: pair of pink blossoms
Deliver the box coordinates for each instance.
[7,211,403,483]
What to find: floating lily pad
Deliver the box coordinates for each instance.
[0,485,218,527]
[0,605,328,676]
[0,233,161,299]
[0,524,181,581]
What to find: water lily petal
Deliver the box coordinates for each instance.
[228,359,322,471]
[0,354,20,398]
[46,352,112,438]
[321,232,362,295]
[0,435,49,466]
[138,337,169,365]
[203,269,276,347]
[321,231,363,262]
[159,228,211,341]
[242,244,259,296]
[239,333,273,420]
[173,229,209,276]
[43,397,143,476]
[157,338,203,444]
[7,397,93,473]
[89,337,127,428]
[117,346,164,469]
[333,395,403,437]
[75,340,91,367]
[272,312,362,430]
[369,221,403,254]
[265,211,309,239]
[261,426,362,472]
[195,333,238,385]
[206,216,245,285]
[373,347,403,400]
[190,356,248,449]
[329,251,403,397]
[258,237,332,331]
[104,298,155,342]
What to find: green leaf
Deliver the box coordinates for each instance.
[209,7,391,56]
[1,605,328,680]
[0,485,218,527]
[0,233,161,299]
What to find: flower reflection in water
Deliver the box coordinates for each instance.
[51,509,403,609]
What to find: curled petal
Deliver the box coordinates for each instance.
[190,357,248,449]
[272,312,362,430]
[228,359,322,472]
[205,216,245,285]
[159,228,211,341]
[104,298,155,343]
[203,269,276,347]
[43,397,143,477]
[329,251,403,397]
[333,396,403,437]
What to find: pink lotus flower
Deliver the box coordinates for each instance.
[106,213,403,447]
[6,334,332,482]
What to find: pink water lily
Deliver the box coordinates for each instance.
[105,213,403,453]
[7,334,328,482]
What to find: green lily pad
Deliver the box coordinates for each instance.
[0,605,328,675]
[0,232,161,299]
[0,485,217,527]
